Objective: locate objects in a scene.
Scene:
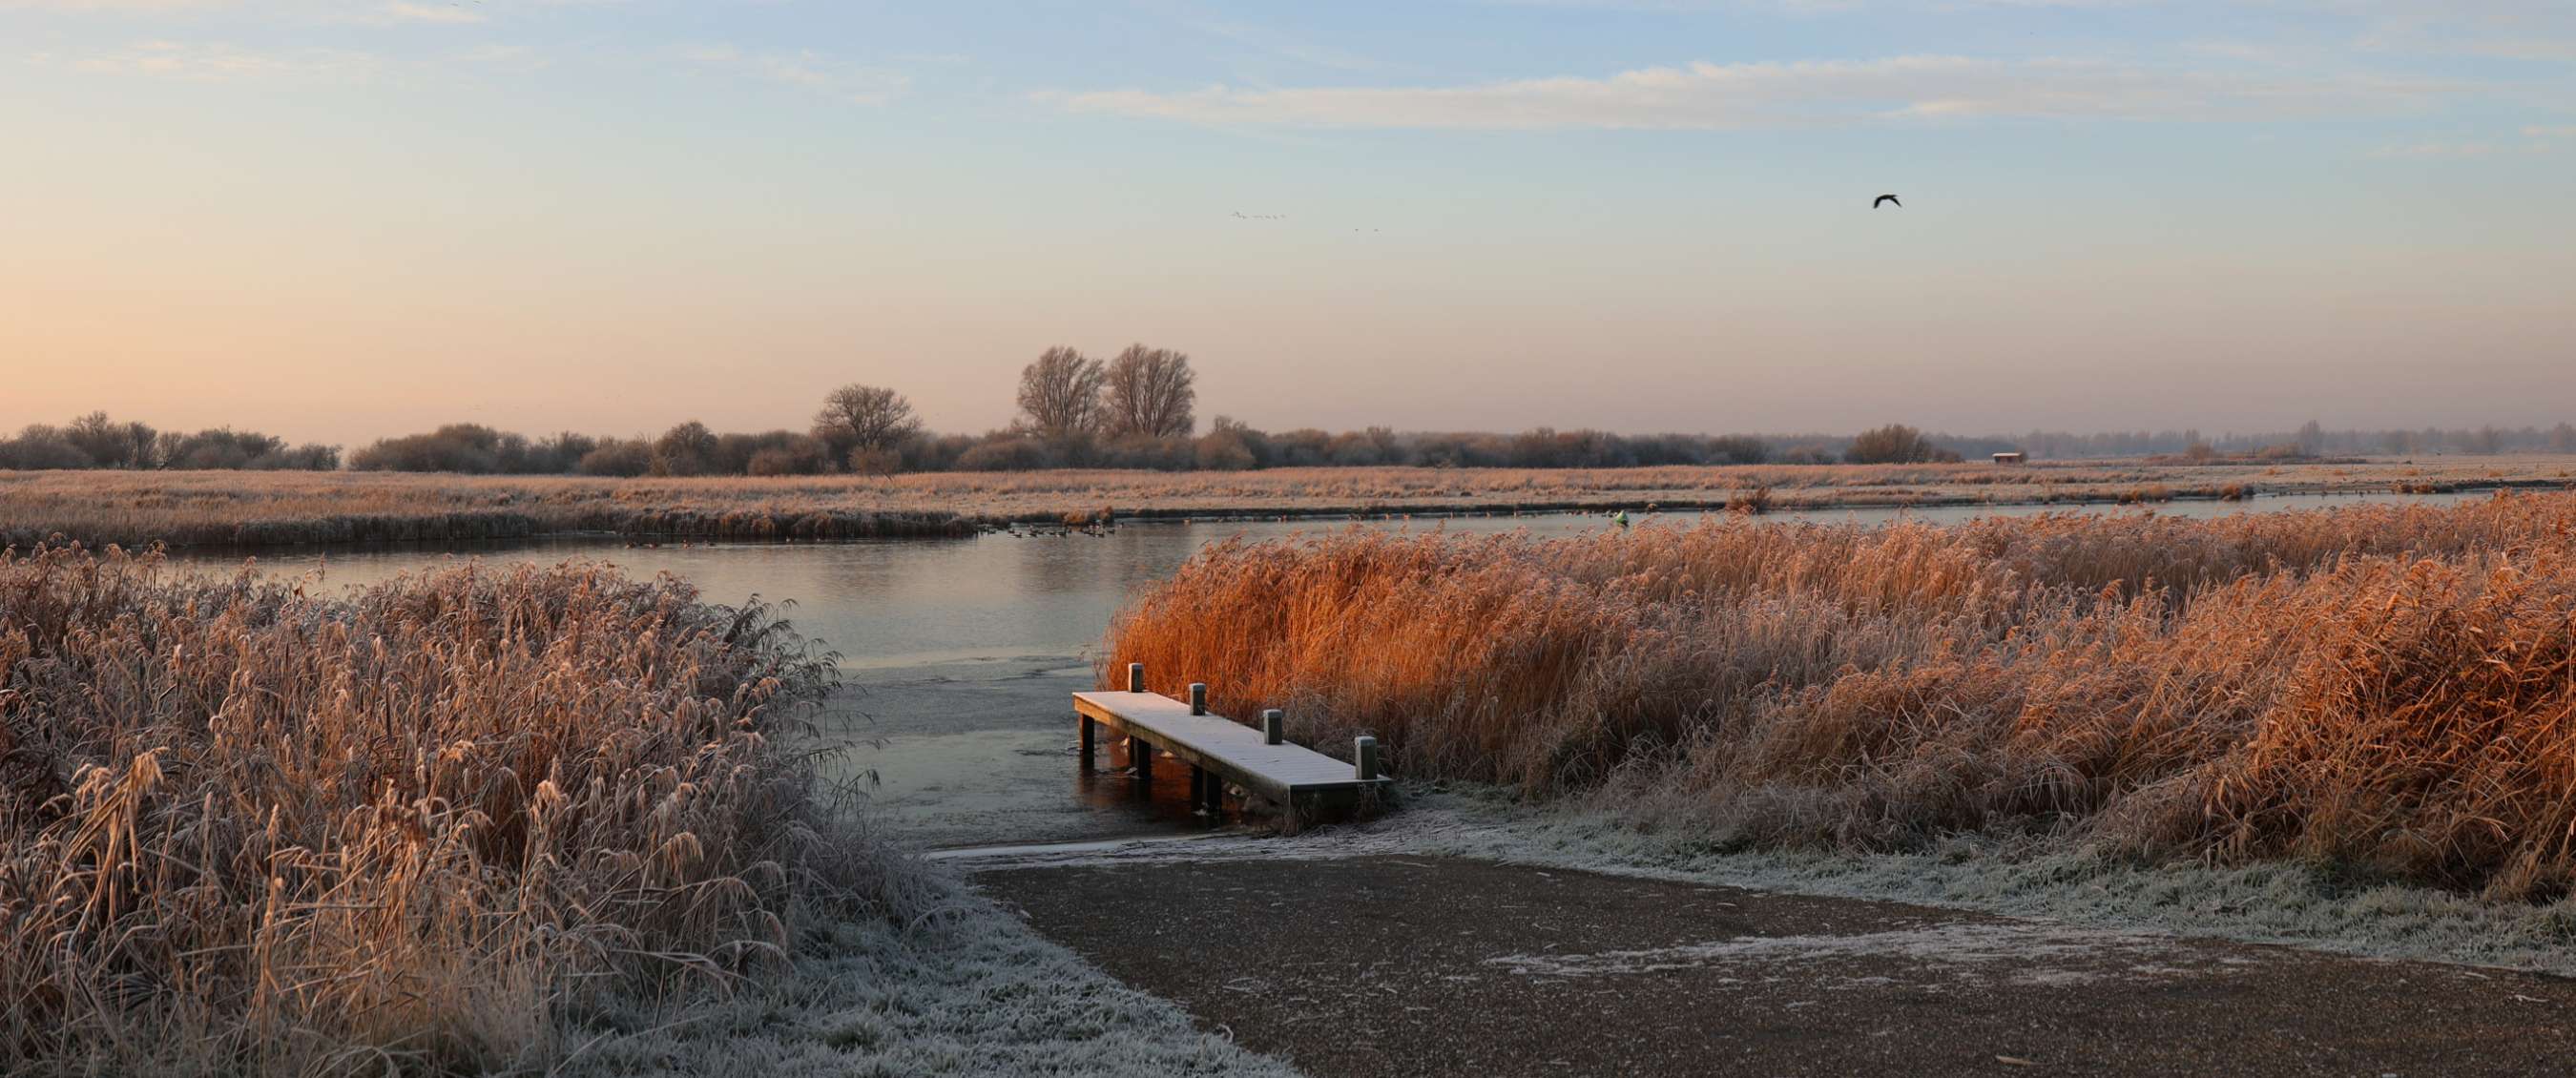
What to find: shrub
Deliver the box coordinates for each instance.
[1194,429,1258,471]
[749,441,830,476]
[955,437,1056,472]
[847,446,906,476]
[577,439,654,477]
[0,426,94,470]
[1844,424,1961,465]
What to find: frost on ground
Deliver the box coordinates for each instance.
[555,874,1298,1078]
[952,787,2576,978]
[1485,921,2253,987]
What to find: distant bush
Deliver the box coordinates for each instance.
[1844,424,1961,465]
[955,437,1057,471]
[1096,434,1195,470]
[0,426,93,470]
[577,439,654,477]
[847,446,905,476]
[747,439,831,476]
[247,443,343,471]
[160,427,338,471]
[349,425,588,474]
[1194,428,1258,470]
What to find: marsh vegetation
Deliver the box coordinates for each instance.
[0,548,922,1074]
[1109,491,2576,899]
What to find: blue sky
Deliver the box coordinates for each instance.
[4,1,2571,443]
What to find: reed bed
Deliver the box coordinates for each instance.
[1107,492,2576,898]
[0,546,916,1076]
[7,458,2572,550]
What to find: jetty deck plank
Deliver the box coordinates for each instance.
[1074,690,1388,815]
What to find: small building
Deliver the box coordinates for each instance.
[1992,451,2026,466]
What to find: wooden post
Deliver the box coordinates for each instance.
[1189,683,1208,715]
[1079,714,1095,770]
[1262,709,1284,746]
[1190,765,1207,809]
[1133,737,1153,781]
[1128,662,1145,694]
[1355,736,1381,781]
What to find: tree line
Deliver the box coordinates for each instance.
[13,343,2576,475]
[332,345,1958,475]
[0,413,338,471]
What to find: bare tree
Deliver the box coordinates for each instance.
[1015,346,1104,438]
[64,411,129,468]
[652,421,720,477]
[811,384,922,464]
[1102,344,1196,439]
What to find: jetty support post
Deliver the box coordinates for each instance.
[1078,709,1094,770]
[1189,683,1208,715]
[1128,662,1145,694]
[1355,736,1381,781]
[1262,709,1284,746]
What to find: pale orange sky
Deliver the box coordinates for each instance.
[7,1,2574,446]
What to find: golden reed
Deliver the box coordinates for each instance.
[0,546,910,1075]
[1109,493,2576,899]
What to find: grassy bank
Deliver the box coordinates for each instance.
[0,471,978,549]
[7,457,2573,549]
[1107,491,2576,899]
[0,548,924,1075]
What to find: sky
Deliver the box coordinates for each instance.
[3,0,2572,446]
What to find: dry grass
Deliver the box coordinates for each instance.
[8,456,2575,549]
[0,546,919,1076]
[1106,492,2576,899]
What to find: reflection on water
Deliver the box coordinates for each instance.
[1083,737,1241,828]
[176,490,2483,671]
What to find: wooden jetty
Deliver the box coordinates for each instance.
[1076,663,1388,823]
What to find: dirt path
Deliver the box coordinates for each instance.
[979,856,2576,1077]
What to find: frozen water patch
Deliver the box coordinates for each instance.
[1485,921,2239,987]
[957,788,2576,977]
[926,832,1241,861]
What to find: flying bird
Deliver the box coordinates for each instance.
[1873,195,1901,209]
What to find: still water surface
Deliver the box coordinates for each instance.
[178,491,2479,670]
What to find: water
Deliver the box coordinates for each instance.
[163,490,2484,847]
[171,490,2481,672]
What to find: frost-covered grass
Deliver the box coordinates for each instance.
[956,788,2576,978]
[0,547,1292,1077]
[555,874,1297,1078]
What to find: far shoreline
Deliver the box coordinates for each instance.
[4,456,2569,551]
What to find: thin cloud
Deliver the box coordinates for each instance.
[2370,140,2503,158]
[2372,125,2569,158]
[1046,55,2455,130]
[383,1,486,24]
[41,39,380,81]
[677,45,909,106]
